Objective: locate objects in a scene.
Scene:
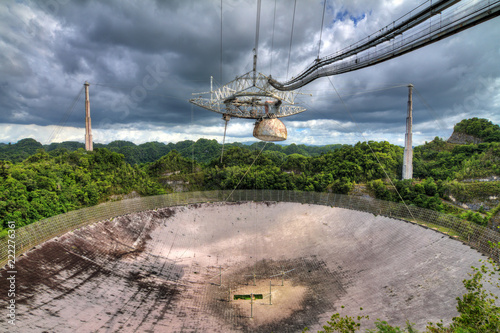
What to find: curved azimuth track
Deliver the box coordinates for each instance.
[1,202,499,332]
[269,0,500,91]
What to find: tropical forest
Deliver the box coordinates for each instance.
[1,117,499,237]
[1,117,500,332]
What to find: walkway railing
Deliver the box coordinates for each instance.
[1,190,499,268]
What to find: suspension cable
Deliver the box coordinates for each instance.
[46,86,84,145]
[253,0,262,84]
[220,0,223,83]
[413,86,447,132]
[220,115,230,163]
[191,103,195,173]
[270,0,277,75]
[224,141,268,202]
[327,77,417,222]
[255,0,261,56]
[318,0,327,59]
[272,0,500,90]
[286,0,297,80]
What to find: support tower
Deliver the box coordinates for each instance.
[402,84,413,180]
[84,82,93,151]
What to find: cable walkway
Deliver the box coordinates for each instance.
[269,0,500,91]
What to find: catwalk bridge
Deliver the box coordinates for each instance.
[269,0,500,91]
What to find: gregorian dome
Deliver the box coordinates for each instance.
[253,118,287,141]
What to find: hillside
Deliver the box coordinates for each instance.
[0,138,43,162]
[414,138,500,181]
[0,138,343,165]
[0,149,164,236]
[1,117,499,234]
[448,117,500,144]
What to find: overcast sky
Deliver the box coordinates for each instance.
[1,0,499,147]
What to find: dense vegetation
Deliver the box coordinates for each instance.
[1,118,499,331]
[453,117,500,142]
[202,141,403,194]
[1,118,499,236]
[0,138,343,164]
[413,137,500,180]
[0,138,43,163]
[0,148,164,237]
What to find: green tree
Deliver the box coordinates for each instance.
[303,308,368,333]
[283,154,308,173]
[0,160,10,179]
[454,118,500,142]
[427,242,500,333]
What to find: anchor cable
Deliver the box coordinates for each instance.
[270,0,277,75]
[46,85,84,145]
[286,0,297,80]
[255,0,261,56]
[327,77,417,222]
[220,0,223,83]
[224,141,268,202]
[318,0,327,59]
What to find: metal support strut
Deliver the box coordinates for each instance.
[220,114,230,163]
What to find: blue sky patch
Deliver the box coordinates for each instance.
[334,10,366,26]
[334,10,349,22]
[350,13,366,26]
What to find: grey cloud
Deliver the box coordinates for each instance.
[0,0,498,145]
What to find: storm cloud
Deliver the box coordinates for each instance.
[0,0,499,146]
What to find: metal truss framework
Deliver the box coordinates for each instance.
[190,71,306,119]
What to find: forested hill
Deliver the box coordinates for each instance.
[448,117,500,144]
[0,149,165,234]
[0,138,343,164]
[0,138,43,162]
[1,118,499,236]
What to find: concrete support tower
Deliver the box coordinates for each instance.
[402,84,413,180]
[84,82,93,151]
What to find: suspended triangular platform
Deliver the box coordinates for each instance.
[189,71,306,120]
